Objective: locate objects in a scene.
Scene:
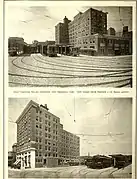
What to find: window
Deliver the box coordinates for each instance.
[39,117,42,122]
[48,134,51,138]
[45,146,47,150]
[36,125,38,128]
[45,133,47,137]
[39,131,42,136]
[48,147,51,151]
[48,128,50,132]
[39,124,42,129]
[45,127,47,131]
[45,114,47,118]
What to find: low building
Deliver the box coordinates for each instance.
[8,37,25,55]
[79,33,132,56]
[16,100,80,169]
[8,143,17,167]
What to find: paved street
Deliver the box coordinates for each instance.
[8,165,132,178]
[9,54,132,87]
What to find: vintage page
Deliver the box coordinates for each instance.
[3,1,136,179]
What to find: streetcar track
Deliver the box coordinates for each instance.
[38,54,132,71]
[10,56,132,78]
[9,55,132,87]
[9,77,132,87]
[96,167,117,178]
[33,54,132,73]
[38,54,132,69]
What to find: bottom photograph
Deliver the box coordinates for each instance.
[8,97,132,178]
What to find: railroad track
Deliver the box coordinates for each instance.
[8,54,132,87]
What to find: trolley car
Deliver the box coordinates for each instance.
[70,47,80,56]
[47,45,57,57]
[85,155,113,169]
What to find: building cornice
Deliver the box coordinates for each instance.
[16,100,39,123]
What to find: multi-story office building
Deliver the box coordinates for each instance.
[55,16,71,45]
[68,8,107,47]
[55,7,132,56]
[16,100,80,169]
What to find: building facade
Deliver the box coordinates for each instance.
[8,37,25,54]
[55,7,132,56]
[79,33,131,56]
[8,143,17,167]
[16,100,80,169]
[55,16,71,45]
[68,8,107,47]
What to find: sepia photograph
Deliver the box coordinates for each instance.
[5,2,133,87]
[8,97,132,178]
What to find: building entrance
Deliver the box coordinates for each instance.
[115,50,121,55]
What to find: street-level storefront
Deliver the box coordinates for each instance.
[16,148,36,169]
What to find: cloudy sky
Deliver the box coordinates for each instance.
[8,97,132,156]
[5,2,132,44]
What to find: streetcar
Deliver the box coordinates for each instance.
[70,47,80,56]
[110,154,132,169]
[8,47,18,56]
[47,45,57,57]
[85,155,113,169]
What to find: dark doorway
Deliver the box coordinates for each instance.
[115,50,121,56]
[44,159,46,165]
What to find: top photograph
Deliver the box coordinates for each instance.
[6,3,134,88]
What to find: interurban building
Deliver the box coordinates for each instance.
[16,100,80,169]
[55,7,132,56]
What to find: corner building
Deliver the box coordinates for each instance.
[16,100,80,169]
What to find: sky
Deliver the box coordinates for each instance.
[8,97,132,156]
[5,3,132,44]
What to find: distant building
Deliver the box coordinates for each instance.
[79,33,132,56]
[16,100,80,169]
[55,16,71,45]
[37,40,55,54]
[8,37,24,54]
[108,27,116,36]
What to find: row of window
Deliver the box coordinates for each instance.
[36,153,58,157]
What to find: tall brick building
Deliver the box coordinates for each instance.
[55,7,132,56]
[16,100,80,169]
[69,8,107,47]
[55,16,71,45]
